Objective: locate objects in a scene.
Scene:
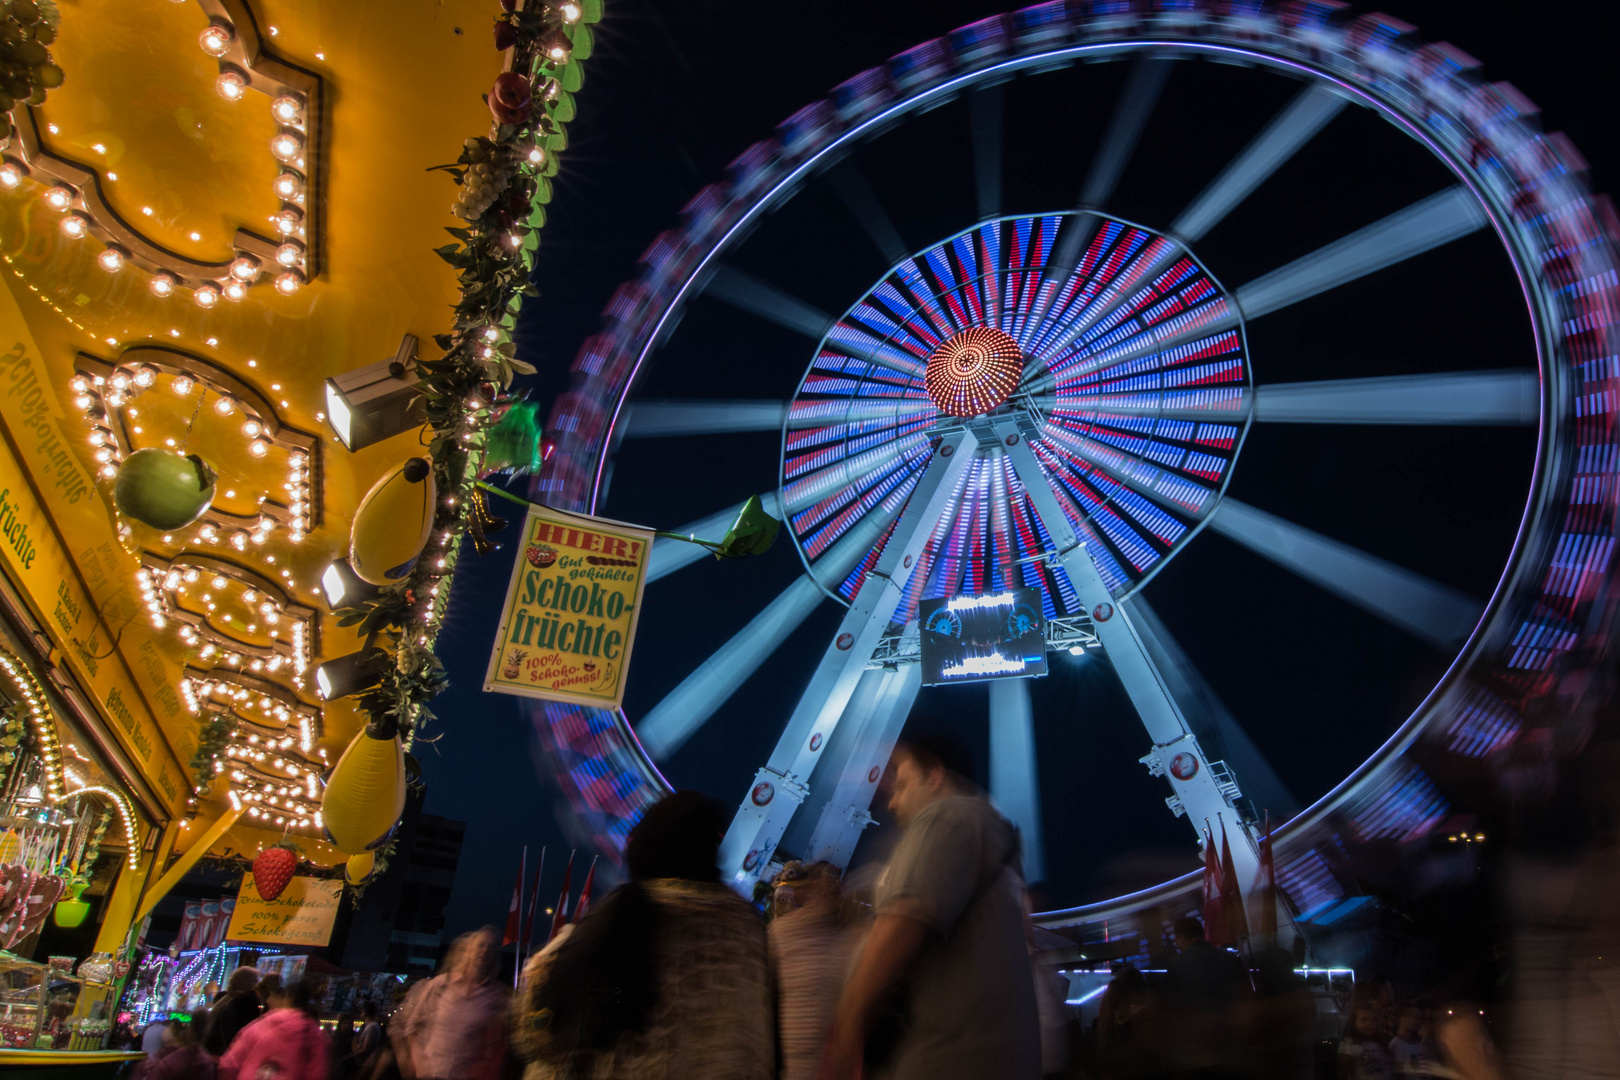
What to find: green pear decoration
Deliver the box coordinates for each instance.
[52,882,89,928]
[716,494,780,559]
[113,448,217,530]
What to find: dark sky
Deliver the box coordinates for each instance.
[421,1,1620,941]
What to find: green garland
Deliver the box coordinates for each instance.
[331,1,599,749]
[187,709,239,793]
[0,0,63,143]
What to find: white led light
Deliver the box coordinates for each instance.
[216,70,246,101]
[150,274,177,298]
[97,247,126,272]
[194,283,221,307]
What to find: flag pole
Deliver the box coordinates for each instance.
[513,845,526,989]
[521,846,545,968]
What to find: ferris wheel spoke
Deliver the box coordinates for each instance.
[1209,498,1484,649]
[633,574,827,760]
[1126,595,1300,818]
[704,263,833,339]
[1171,84,1348,244]
[828,160,909,266]
[1253,370,1538,425]
[971,82,1004,222]
[1234,186,1488,321]
[989,677,1046,884]
[647,493,783,584]
[623,400,786,438]
[1081,56,1176,211]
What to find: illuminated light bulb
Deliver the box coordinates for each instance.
[561,2,581,21]
[527,146,545,165]
[269,131,302,163]
[272,171,302,200]
[215,70,246,101]
[172,376,194,397]
[93,448,111,464]
[0,162,23,187]
[150,274,177,298]
[229,255,259,281]
[274,271,303,295]
[133,366,156,387]
[271,95,302,123]
[194,283,221,307]
[183,569,199,583]
[547,42,568,61]
[274,242,302,267]
[74,394,95,409]
[483,326,499,341]
[199,23,233,57]
[214,396,235,416]
[70,375,90,394]
[43,186,72,210]
[110,373,130,391]
[249,439,269,458]
[231,532,248,551]
[506,233,522,248]
[242,420,261,437]
[211,576,226,589]
[97,247,126,272]
[99,464,116,479]
[222,280,247,302]
[60,213,89,238]
[271,208,302,235]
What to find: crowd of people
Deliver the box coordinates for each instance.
[121,736,1535,1080]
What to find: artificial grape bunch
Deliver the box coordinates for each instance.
[0,0,62,144]
[452,137,515,222]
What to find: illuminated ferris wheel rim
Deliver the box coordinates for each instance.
[778,208,1256,608]
[533,3,1620,930]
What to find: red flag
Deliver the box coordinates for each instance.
[521,848,545,954]
[1259,817,1278,938]
[1219,820,1249,946]
[502,858,523,947]
[1201,826,1225,946]
[547,852,575,943]
[572,858,598,924]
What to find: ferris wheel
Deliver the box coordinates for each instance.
[532,3,1620,918]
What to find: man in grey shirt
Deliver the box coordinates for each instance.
[826,735,1040,1080]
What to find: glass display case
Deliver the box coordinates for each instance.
[0,953,114,1050]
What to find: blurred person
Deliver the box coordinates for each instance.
[147,1009,217,1080]
[331,1013,355,1074]
[1248,946,1316,1080]
[204,967,263,1055]
[512,790,772,1080]
[1096,964,1157,1080]
[1161,916,1250,1077]
[770,860,855,1080]
[254,972,283,1008]
[1337,1004,1394,1080]
[1388,1004,1429,1076]
[140,1018,173,1056]
[133,1019,176,1080]
[823,735,1040,1080]
[349,1001,384,1074]
[396,927,507,1080]
[220,979,328,1080]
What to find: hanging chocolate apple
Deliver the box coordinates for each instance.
[112,448,217,530]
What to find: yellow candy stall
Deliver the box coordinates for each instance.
[0,0,587,1064]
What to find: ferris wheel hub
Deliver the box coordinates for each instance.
[924,326,1024,417]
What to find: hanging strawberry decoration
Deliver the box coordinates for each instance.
[252,843,300,901]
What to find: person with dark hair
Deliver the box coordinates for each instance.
[770,861,855,1080]
[824,734,1040,1080]
[1163,916,1250,1077]
[348,1001,383,1075]
[203,967,262,1056]
[220,979,328,1080]
[512,789,772,1079]
[147,1009,218,1080]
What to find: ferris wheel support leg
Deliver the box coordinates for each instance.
[993,419,1262,895]
[796,661,923,868]
[719,429,979,892]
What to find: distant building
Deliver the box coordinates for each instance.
[385,814,466,972]
[339,789,466,973]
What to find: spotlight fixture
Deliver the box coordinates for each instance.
[324,334,427,451]
[319,558,380,609]
[314,646,388,701]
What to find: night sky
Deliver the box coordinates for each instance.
[420,1,1620,942]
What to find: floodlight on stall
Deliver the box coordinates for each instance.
[314,647,388,701]
[320,558,379,609]
[324,335,427,451]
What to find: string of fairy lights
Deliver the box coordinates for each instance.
[0,0,322,300]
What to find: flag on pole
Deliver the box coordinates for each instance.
[521,847,546,955]
[547,851,575,943]
[572,857,599,924]
[502,848,526,947]
[1219,819,1249,946]
[1258,816,1278,939]
[1201,825,1225,946]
